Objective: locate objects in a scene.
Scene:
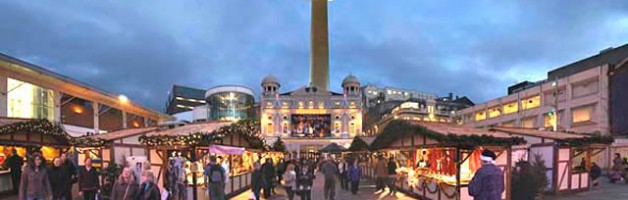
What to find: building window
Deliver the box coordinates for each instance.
[7,78,55,120]
[474,111,486,121]
[488,107,501,118]
[282,101,289,108]
[572,105,593,123]
[318,101,325,109]
[521,117,536,128]
[521,95,541,110]
[544,113,557,128]
[502,102,518,114]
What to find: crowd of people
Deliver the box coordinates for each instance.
[3,149,163,200]
[222,155,363,200]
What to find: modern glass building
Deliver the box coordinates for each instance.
[205,85,255,121]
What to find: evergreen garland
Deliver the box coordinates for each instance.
[71,136,109,147]
[139,119,266,149]
[0,119,70,143]
[370,120,525,150]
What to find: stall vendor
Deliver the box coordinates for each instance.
[4,149,23,194]
[469,149,504,200]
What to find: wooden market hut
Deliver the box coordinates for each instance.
[139,120,266,200]
[0,118,74,194]
[367,120,525,200]
[489,127,612,194]
[75,127,159,167]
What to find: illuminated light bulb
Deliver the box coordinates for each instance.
[118,95,129,104]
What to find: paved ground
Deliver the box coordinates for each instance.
[231,172,415,200]
[546,182,628,200]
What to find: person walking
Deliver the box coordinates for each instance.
[338,159,349,190]
[204,156,226,200]
[111,167,140,200]
[78,158,100,200]
[250,162,265,200]
[386,157,398,196]
[348,159,362,195]
[283,163,297,200]
[60,153,77,200]
[590,162,602,188]
[49,158,72,200]
[277,158,286,184]
[4,149,23,195]
[321,156,339,200]
[138,171,160,200]
[469,149,504,200]
[296,164,315,200]
[374,156,387,192]
[261,158,276,198]
[19,153,52,200]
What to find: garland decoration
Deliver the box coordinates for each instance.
[71,136,109,147]
[0,119,70,143]
[370,120,525,150]
[139,119,266,149]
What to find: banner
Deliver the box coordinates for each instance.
[208,144,245,155]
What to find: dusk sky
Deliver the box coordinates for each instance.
[1,0,627,111]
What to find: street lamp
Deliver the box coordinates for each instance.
[118,95,129,104]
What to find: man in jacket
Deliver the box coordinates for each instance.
[4,149,23,194]
[374,156,387,192]
[49,158,72,200]
[78,158,100,200]
[60,153,77,200]
[204,156,226,200]
[261,158,276,198]
[321,156,339,200]
[469,149,504,200]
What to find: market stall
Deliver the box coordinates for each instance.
[0,119,74,194]
[489,127,612,194]
[368,120,524,200]
[139,120,266,200]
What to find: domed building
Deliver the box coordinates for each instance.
[260,74,363,158]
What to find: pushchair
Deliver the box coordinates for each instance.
[608,170,624,183]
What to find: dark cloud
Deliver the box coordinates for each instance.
[1,0,627,110]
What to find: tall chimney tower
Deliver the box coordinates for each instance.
[310,0,330,90]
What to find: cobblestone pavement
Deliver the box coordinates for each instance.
[231,172,415,200]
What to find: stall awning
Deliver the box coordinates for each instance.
[320,142,347,153]
[209,144,245,155]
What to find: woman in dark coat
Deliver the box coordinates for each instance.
[78,158,100,200]
[19,153,52,200]
[250,162,266,200]
[110,167,139,200]
[138,171,161,200]
[49,158,72,200]
[296,165,315,200]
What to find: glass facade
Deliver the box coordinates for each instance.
[207,91,254,121]
[7,78,55,120]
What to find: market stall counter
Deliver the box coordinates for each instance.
[367,120,525,200]
[139,120,267,200]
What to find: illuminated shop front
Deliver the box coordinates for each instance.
[205,85,255,121]
[366,121,523,200]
